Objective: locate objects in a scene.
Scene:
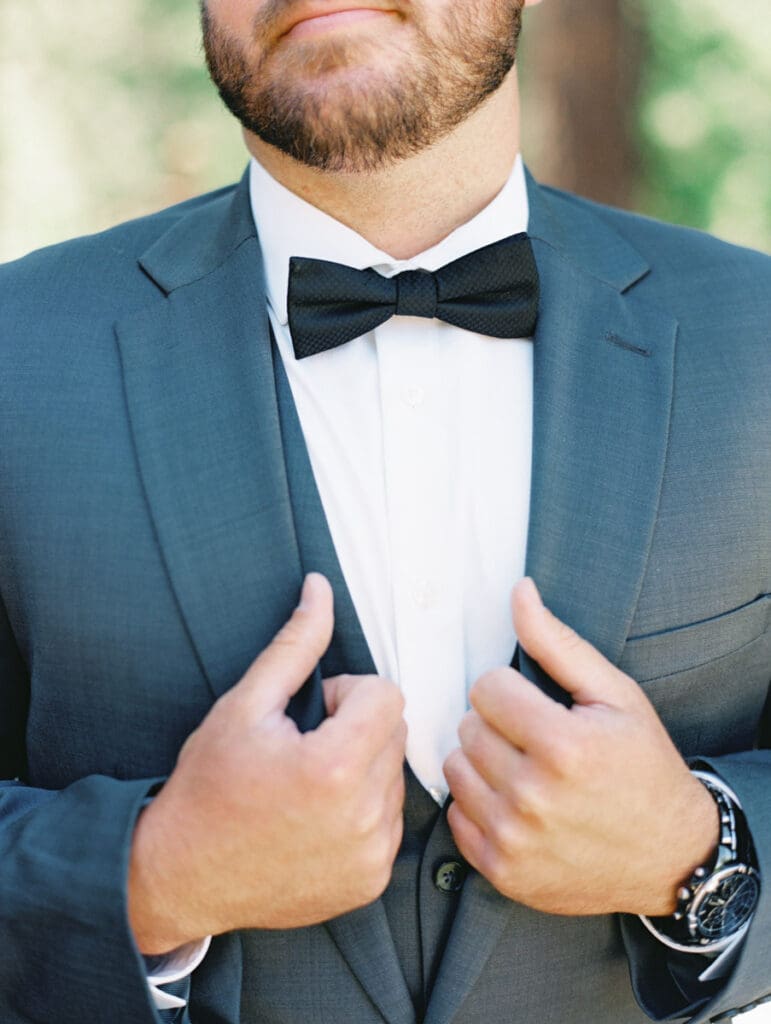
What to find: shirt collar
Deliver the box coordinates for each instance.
[249,153,530,326]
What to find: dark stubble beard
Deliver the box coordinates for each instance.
[201,1,523,173]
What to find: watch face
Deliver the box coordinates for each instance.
[694,868,760,940]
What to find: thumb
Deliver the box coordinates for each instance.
[235,572,334,716]
[512,577,635,707]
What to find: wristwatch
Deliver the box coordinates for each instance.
[639,771,760,954]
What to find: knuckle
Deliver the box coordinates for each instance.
[478,844,508,890]
[395,718,408,749]
[457,710,476,746]
[391,773,406,811]
[552,616,583,652]
[379,778,404,824]
[352,803,381,840]
[469,669,497,703]
[369,863,393,901]
[360,673,382,691]
[334,673,357,695]
[511,776,549,825]
[272,616,305,651]
[209,688,245,727]
[176,725,203,764]
[324,755,353,793]
[469,669,515,710]
[308,742,355,795]
[384,715,407,752]
[546,729,586,778]
[362,834,396,893]
[489,814,521,857]
[391,808,405,848]
[459,715,486,765]
[378,681,406,720]
[442,747,464,783]
[356,675,389,710]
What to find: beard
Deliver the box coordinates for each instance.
[201,1,523,173]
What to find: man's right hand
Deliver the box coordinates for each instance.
[127,573,407,955]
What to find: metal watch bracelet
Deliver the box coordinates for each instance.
[638,771,760,955]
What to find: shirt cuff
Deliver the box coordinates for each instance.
[144,935,212,1010]
[697,933,745,982]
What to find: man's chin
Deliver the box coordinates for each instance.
[261,55,405,108]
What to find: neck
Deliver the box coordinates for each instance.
[245,73,522,261]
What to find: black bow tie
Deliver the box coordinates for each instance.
[286,233,539,360]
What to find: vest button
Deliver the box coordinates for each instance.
[434,859,466,894]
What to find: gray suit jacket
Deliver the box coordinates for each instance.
[0,168,769,1024]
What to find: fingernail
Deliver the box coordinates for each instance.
[521,576,543,606]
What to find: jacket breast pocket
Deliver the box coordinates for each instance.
[619,593,771,685]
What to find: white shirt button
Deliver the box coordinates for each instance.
[412,579,437,609]
[402,384,425,409]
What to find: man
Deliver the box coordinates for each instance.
[0,1,769,1022]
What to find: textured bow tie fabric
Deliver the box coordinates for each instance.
[287,232,540,359]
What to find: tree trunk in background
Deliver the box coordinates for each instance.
[519,0,644,209]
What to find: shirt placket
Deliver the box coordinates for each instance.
[376,316,465,801]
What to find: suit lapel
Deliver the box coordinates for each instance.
[426,174,678,1024]
[523,184,677,673]
[271,340,377,680]
[116,173,321,729]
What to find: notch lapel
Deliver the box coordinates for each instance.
[116,174,321,728]
[425,175,678,1024]
[523,189,677,672]
[271,341,377,681]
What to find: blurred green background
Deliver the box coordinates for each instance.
[1,0,769,263]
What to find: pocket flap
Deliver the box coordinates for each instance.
[619,594,771,683]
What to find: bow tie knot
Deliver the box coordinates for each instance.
[287,233,539,360]
[395,269,438,319]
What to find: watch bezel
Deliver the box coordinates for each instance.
[687,863,760,941]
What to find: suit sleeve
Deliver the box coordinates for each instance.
[0,592,169,1024]
[620,737,771,1022]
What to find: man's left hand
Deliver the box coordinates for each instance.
[443,578,720,918]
